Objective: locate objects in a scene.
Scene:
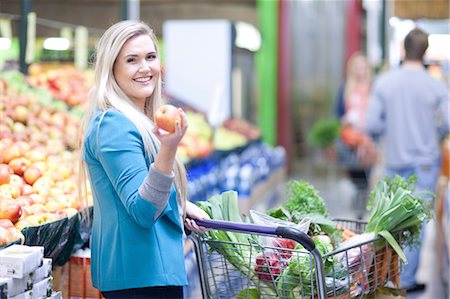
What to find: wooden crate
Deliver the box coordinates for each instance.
[394,0,449,19]
[69,256,103,299]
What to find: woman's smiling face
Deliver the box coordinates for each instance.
[113,34,160,109]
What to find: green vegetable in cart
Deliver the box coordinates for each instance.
[197,191,277,297]
[276,234,335,298]
[268,179,341,245]
[308,118,341,149]
[365,175,433,263]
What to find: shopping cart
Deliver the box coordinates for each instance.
[191,218,400,299]
[335,139,373,220]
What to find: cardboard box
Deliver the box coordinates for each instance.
[31,259,52,283]
[8,290,32,299]
[0,245,44,279]
[31,276,52,299]
[0,279,6,299]
[0,276,32,297]
[48,291,62,299]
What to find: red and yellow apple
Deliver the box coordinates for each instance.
[0,164,12,185]
[154,104,182,133]
[0,219,14,229]
[0,227,12,247]
[23,166,42,185]
[0,202,22,223]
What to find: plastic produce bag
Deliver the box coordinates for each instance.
[334,232,376,295]
[250,210,310,233]
[250,210,310,254]
[53,213,80,266]
[249,210,311,284]
[22,217,68,260]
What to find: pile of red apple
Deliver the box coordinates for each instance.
[0,75,91,246]
[27,63,92,108]
[178,110,213,162]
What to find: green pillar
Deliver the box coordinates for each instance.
[256,0,278,146]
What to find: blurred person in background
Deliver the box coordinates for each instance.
[77,20,209,298]
[335,52,378,218]
[365,28,449,292]
[336,52,372,131]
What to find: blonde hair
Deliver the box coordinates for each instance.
[78,20,187,219]
[344,52,372,102]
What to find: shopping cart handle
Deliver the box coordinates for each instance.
[194,219,316,252]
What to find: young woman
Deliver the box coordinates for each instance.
[78,20,209,298]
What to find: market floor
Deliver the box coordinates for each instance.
[287,157,447,299]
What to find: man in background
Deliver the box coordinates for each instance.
[365,28,449,292]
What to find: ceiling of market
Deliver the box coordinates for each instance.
[0,0,258,37]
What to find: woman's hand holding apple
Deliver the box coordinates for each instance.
[152,105,188,175]
[153,105,188,150]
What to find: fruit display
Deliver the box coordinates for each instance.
[27,63,93,109]
[0,70,92,246]
[222,118,261,141]
[213,127,248,151]
[178,110,214,162]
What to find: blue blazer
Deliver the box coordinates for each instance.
[83,110,187,291]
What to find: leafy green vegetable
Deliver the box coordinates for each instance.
[267,180,342,245]
[237,288,260,299]
[308,118,340,148]
[284,180,329,217]
[277,236,335,298]
[366,175,433,263]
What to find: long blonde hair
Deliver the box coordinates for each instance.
[78,20,187,218]
[344,52,372,102]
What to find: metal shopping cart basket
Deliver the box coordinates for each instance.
[336,139,373,219]
[191,219,400,299]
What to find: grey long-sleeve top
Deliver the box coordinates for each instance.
[366,66,449,169]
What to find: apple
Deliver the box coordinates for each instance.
[7,227,25,244]
[32,176,54,197]
[1,146,20,164]
[30,161,47,173]
[12,105,29,124]
[0,164,12,185]
[9,158,30,176]
[15,218,34,231]
[0,202,22,223]
[14,196,33,207]
[54,209,68,219]
[23,166,42,185]
[9,174,25,189]
[25,149,46,162]
[15,141,31,156]
[29,194,46,205]
[15,214,45,230]
[22,204,48,215]
[20,184,35,196]
[0,219,14,229]
[45,200,66,213]
[63,207,79,218]
[154,104,182,133]
[0,184,20,199]
[0,227,12,247]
